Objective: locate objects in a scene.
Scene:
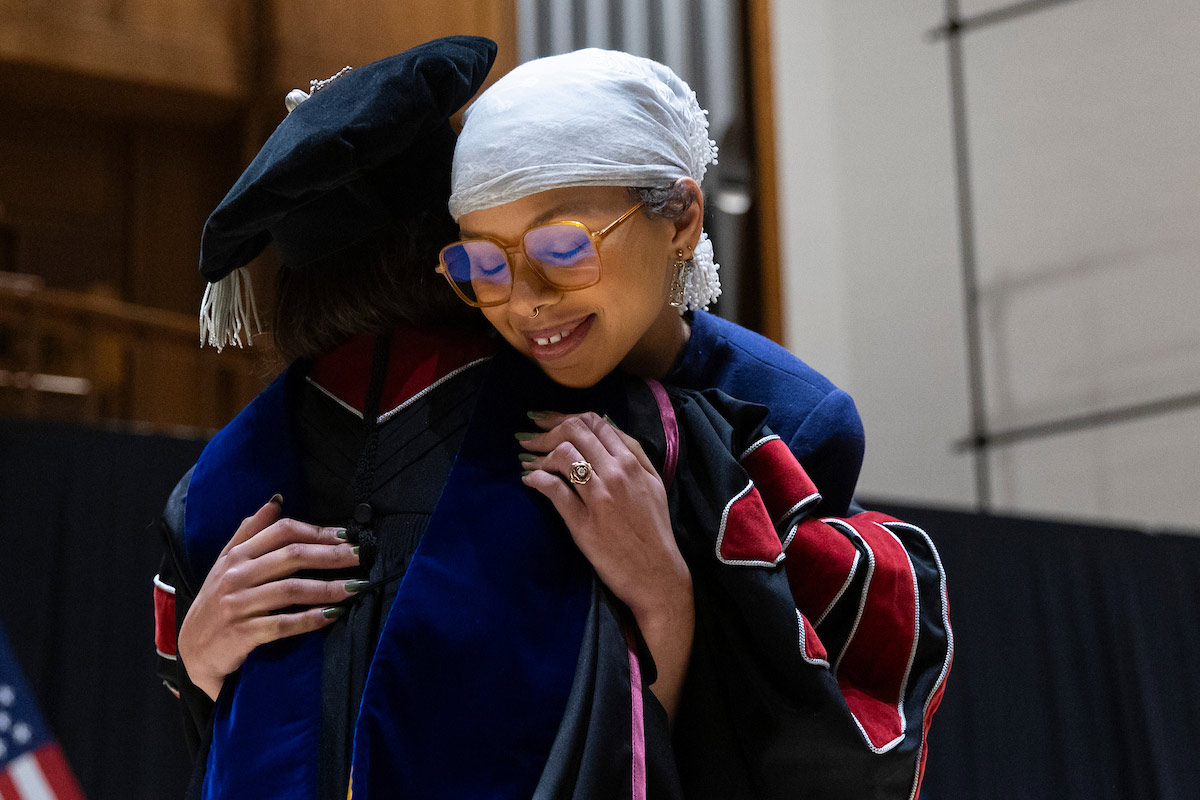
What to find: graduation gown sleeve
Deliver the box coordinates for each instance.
[153,467,217,758]
[659,387,952,800]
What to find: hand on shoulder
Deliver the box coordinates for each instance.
[176,497,361,700]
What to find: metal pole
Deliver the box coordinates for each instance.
[944,0,993,511]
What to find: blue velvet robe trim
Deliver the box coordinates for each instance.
[182,352,627,799]
[204,635,324,798]
[349,353,619,798]
[185,370,309,578]
[184,369,322,799]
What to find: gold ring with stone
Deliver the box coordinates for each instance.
[568,460,594,485]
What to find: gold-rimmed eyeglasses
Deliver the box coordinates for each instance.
[436,202,645,308]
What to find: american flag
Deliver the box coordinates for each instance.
[0,622,85,800]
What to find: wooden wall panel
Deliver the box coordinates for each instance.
[127,123,242,315]
[0,107,126,291]
[0,1,520,430]
[0,110,123,231]
[271,0,519,101]
[0,0,252,99]
[0,284,269,430]
[0,104,238,312]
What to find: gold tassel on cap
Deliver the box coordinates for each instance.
[199,266,262,352]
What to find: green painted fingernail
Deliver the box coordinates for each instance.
[351,545,361,556]
[526,410,550,419]
[521,470,532,477]
[518,452,537,463]
[344,579,370,593]
[269,493,284,505]
[322,606,345,619]
[515,431,536,441]
[335,529,349,540]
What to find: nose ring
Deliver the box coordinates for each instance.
[528,306,541,319]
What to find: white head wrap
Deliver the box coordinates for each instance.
[450,48,721,311]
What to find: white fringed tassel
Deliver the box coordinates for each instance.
[199,267,263,352]
[677,231,722,313]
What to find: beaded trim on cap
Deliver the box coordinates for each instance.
[284,65,354,115]
[681,87,720,183]
[675,78,721,312]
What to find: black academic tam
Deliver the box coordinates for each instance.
[199,35,497,282]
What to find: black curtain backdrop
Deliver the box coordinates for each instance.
[1,418,1198,799]
[867,500,1200,800]
[0,420,201,799]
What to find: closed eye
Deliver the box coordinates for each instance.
[477,259,507,276]
[545,243,589,261]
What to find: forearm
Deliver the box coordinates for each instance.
[632,570,695,725]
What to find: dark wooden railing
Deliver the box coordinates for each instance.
[0,274,270,434]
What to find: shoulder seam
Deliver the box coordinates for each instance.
[708,328,838,394]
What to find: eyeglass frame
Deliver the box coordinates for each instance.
[436,201,647,308]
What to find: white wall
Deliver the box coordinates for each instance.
[770,0,1200,531]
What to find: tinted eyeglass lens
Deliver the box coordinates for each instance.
[523,223,599,286]
[442,240,511,304]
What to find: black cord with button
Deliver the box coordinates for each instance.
[343,331,392,572]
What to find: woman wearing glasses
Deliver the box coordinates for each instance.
[159,41,949,800]
[429,48,949,799]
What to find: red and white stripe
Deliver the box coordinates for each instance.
[731,441,937,758]
[716,430,949,799]
[0,743,85,800]
[826,517,920,754]
[739,436,821,524]
[783,517,861,623]
[152,573,177,661]
[716,482,785,567]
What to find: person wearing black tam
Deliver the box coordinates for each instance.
[196,34,492,355]
[153,36,950,800]
[155,35,504,799]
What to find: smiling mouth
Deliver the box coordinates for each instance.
[523,315,595,359]
[533,327,575,346]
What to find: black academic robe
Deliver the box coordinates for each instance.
[154,328,950,799]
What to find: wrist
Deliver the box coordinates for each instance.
[630,566,694,634]
[182,658,225,702]
[177,637,223,702]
